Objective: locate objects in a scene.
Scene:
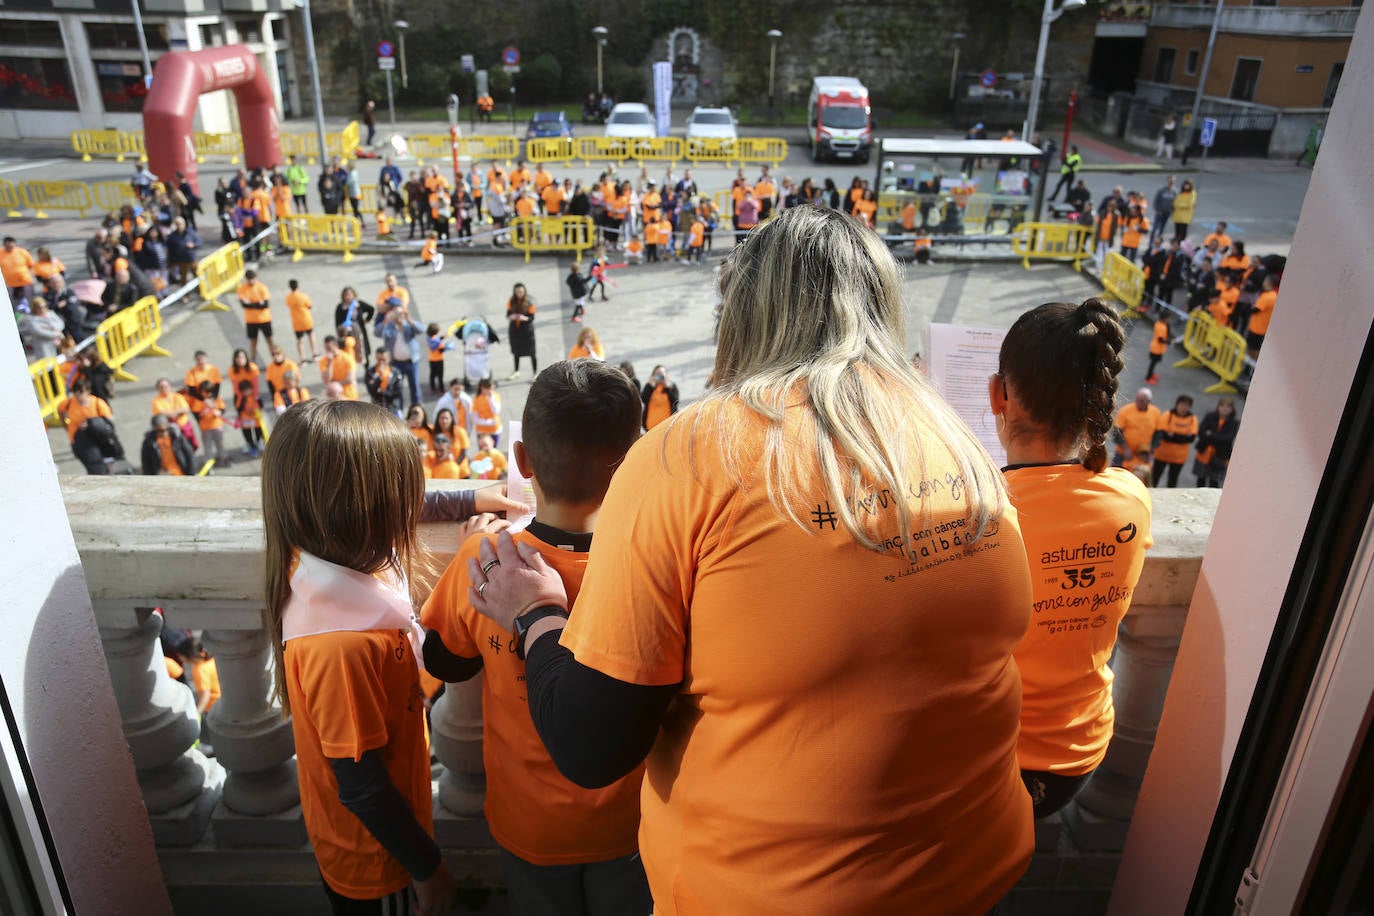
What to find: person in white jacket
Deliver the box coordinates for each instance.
[19,298,65,360]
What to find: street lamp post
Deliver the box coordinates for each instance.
[130,0,154,91]
[1181,0,1224,166]
[297,0,329,167]
[766,29,782,124]
[593,26,608,98]
[394,20,409,90]
[949,32,966,102]
[1023,0,1086,141]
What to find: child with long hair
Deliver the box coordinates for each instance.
[262,400,459,915]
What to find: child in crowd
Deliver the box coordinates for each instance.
[376,209,392,240]
[426,323,448,395]
[624,235,644,264]
[196,380,230,469]
[467,433,507,481]
[234,379,265,458]
[473,377,502,446]
[420,230,443,274]
[428,433,468,479]
[688,217,705,264]
[421,360,650,916]
[286,279,318,363]
[566,264,590,324]
[261,400,458,915]
[1131,450,1154,487]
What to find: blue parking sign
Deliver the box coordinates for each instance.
[1199,117,1218,148]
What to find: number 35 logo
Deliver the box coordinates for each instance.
[1061,566,1096,590]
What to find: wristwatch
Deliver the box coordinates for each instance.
[513,607,570,660]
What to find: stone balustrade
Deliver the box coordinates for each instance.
[61,476,1220,909]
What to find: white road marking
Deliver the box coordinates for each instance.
[0,159,66,174]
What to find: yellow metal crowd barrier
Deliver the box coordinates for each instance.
[526,138,577,167]
[22,181,93,219]
[1012,222,1093,271]
[95,295,171,383]
[1102,251,1146,314]
[628,138,684,164]
[194,132,242,163]
[30,357,68,426]
[281,122,360,165]
[71,129,125,162]
[734,138,788,168]
[1175,310,1248,394]
[576,137,631,166]
[509,215,595,263]
[463,136,517,162]
[0,179,23,218]
[278,214,363,263]
[407,134,452,165]
[196,241,245,312]
[685,138,736,166]
[90,180,140,214]
[117,130,147,163]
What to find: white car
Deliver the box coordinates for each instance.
[604,103,656,139]
[686,107,738,144]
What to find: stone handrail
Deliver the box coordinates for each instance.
[63,476,1220,891]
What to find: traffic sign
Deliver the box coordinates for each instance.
[378,57,396,71]
[461,54,474,73]
[1199,117,1218,148]
[502,46,521,67]
[377,40,394,58]
[980,69,997,89]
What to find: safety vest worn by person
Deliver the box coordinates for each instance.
[1060,152,1083,176]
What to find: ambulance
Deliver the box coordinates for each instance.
[807,77,874,163]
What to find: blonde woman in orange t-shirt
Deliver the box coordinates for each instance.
[989,298,1152,817]
[465,207,1037,914]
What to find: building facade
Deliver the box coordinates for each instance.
[0,0,302,140]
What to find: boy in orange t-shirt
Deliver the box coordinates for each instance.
[285,279,318,362]
[422,360,649,913]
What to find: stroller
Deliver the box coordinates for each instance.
[448,317,501,392]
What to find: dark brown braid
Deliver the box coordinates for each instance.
[998,297,1126,472]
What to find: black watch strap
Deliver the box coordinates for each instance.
[514,606,570,660]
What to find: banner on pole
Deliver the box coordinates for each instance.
[653,61,673,138]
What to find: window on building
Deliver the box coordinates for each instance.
[1251,0,1277,7]
[1154,47,1177,84]
[234,19,262,43]
[0,58,78,111]
[1323,62,1345,108]
[1230,58,1262,101]
[85,23,169,51]
[1184,49,1200,77]
[96,61,149,113]
[0,21,64,47]
[199,23,226,48]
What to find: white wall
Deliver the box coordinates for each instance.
[0,305,170,910]
[1110,10,1374,914]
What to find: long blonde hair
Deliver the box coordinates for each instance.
[702,206,1006,550]
[261,399,429,715]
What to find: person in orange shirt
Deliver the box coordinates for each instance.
[1247,274,1277,358]
[273,369,312,413]
[687,217,705,264]
[404,403,434,454]
[1145,313,1170,385]
[151,377,198,447]
[319,335,359,401]
[261,400,460,915]
[32,246,65,284]
[236,269,273,363]
[428,434,469,479]
[643,216,661,262]
[464,207,1036,914]
[229,348,261,402]
[540,179,565,216]
[623,235,643,264]
[376,209,391,240]
[271,175,293,222]
[1209,277,1240,329]
[431,407,470,457]
[196,380,231,467]
[184,350,222,416]
[988,298,1152,816]
[1151,394,1198,488]
[1114,387,1160,467]
[422,361,649,913]
[265,346,300,399]
[1119,206,1149,262]
[467,432,507,480]
[286,279,319,361]
[59,378,124,474]
[374,274,410,319]
[641,180,662,225]
[754,170,777,220]
[532,163,553,195]
[640,365,678,430]
[567,326,605,361]
[1,236,37,305]
[852,189,878,228]
[513,191,537,219]
[140,414,195,476]
[1219,239,1249,274]
[510,161,532,192]
[473,377,502,444]
[1203,221,1232,255]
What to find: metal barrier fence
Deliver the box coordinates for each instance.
[463,136,518,162]
[1102,251,1146,314]
[576,137,632,166]
[22,181,94,219]
[194,132,243,163]
[1011,222,1093,271]
[407,134,452,165]
[684,138,735,166]
[71,129,125,162]
[94,295,171,382]
[117,130,147,163]
[0,180,23,218]
[30,357,67,426]
[1174,310,1248,394]
[195,241,245,312]
[280,121,361,165]
[526,138,577,167]
[628,137,684,164]
[277,214,363,262]
[735,138,788,167]
[508,215,596,263]
[90,180,140,214]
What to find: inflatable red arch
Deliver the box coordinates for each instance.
[143,45,280,195]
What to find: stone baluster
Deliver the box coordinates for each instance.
[429,675,488,846]
[100,610,223,846]
[202,628,305,848]
[1063,611,1186,852]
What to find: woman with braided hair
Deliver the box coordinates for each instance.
[988,297,1154,818]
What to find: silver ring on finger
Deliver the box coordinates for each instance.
[481,559,500,576]
[478,580,488,598]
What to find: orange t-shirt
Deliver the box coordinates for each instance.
[644,221,661,246]
[0,246,36,287]
[320,351,358,400]
[626,239,644,257]
[533,169,553,192]
[1250,290,1277,336]
[375,286,410,309]
[185,364,222,396]
[853,198,877,227]
[645,384,672,430]
[429,455,469,479]
[567,343,605,360]
[156,433,184,475]
[266,357,300,394]
[541,184,565,215]
[422,528,644,864]
[514,196,536,218]
[237,280,272,324]
[1121,216,1148,249]
[1149,320,1169,357]
[1153,410,1199,465]
[559,399,1035,914]
[151,392,192,421]
[272,184,292,220]
[421,239,438,263]
[34,257,65,282]
[473,392,500,435]
[1115,404,1161,456]
[198,396,226,431]
[286,290,314,332]
[1005,464,1151,774]
[467,448,506,480]
[688,223,704,248]
[192,658,221,710]
[229,363,260,399]
[408,426,434,453]
[285,629,433,899]
[60,395,112,442]
[274,385,312,410]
